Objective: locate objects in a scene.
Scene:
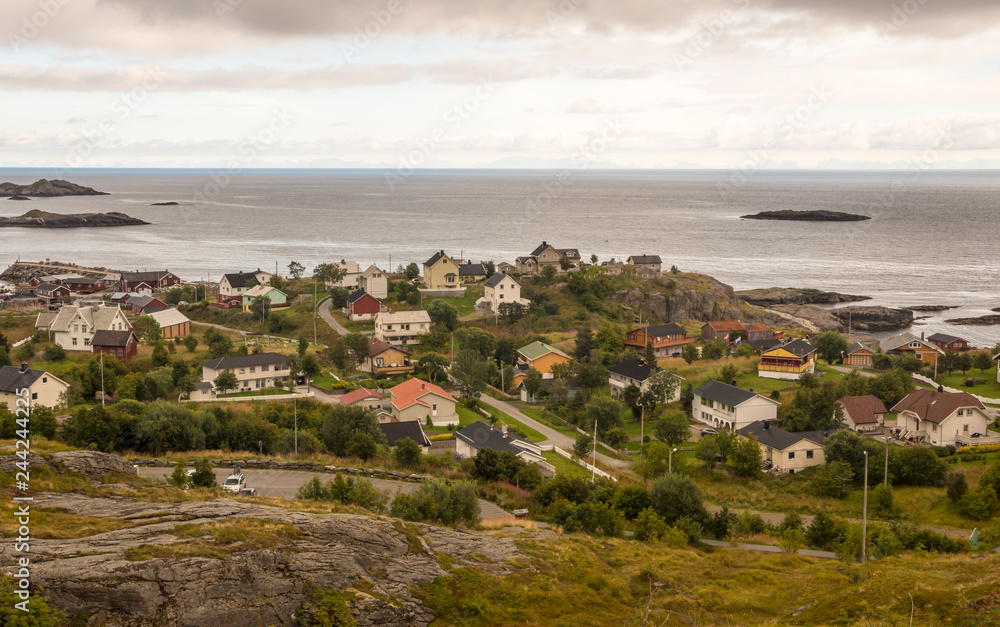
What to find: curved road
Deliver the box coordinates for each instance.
[318,298,349,335]
[138,466,512,521]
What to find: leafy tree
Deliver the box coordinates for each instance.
[946,471,968,503]
[390,480,480,526]
[404,262,420,280]
[810,459,853,498]
[0,346,9,368]
[957,352,972,375]
[427,300,459,331]
[342,333,371,370]
[393,437,423,468]
[647,369,680,406]
[574,327,594,361]
[540,265,557,281]
[959,486,997,521]
[972,351,993,374]
[612,483,652,521]
[287,261,305,279]
[871,352,893,370]
[313,262,348,285]
[301,353,321,388]
[574,359,608,394]
[453,349,490,401]
[573,433,592,458]
[417,352,449,384]
[701,340,725,360]
[804,512,850,550]
[320,404,385,456]
[868,367,915,407]
[621,383,642,413]
[644,341,657,369]
[133,315,162,343]
[465,327,498,360]
[813,330,849,364]
[213,370,239,395]
[522,367,545,401]
[726,435,763,478]
[654,409,690,446]
[275,428,326,455]
[889,446,947,486]
[182,334,199,352]
[871,483,896,516]
[824,430,884,486]
[151,344,170,367]
[42,343,66,361]
[649,474,708,525]
[783,381,844,432]
[349,432,378,460]
[190,460,217,488]
[298,335,309,358]
[594,322,624,354]
[695,435,722,469]
[841,370,869,397]
[603,426,628,449]
[585,396,625,438]
[940,350,957,374]
[169,463,190,488]
[681,343,699,364]
[494,337,518,368]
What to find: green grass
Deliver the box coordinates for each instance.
[936,365,1000,399]
[423,287,480,316]
[455,403,486,427]
[541,451,592,479]
[478,401,546,442]
[518,406,581,441]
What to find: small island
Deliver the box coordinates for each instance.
[741,210,871,221]
[945,315,1000,326]
[0,178,109,197]
[151,201,179,206]
[8,195,30,201]
[0,209,148,229]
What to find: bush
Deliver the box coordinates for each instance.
[781,528,806,554]
[573,434,592,458]
[611,483,652,521]
[634,507,669,542]
[0,576,65,625]
[393,437,423,468]
[533,475,597,506]
[42,344,66,361]
[730,511,769,538]
[959,486,998,521]
[779,511,804,532]
[649,474,708,525]
[296,475,389,513]
[190,460,216,488]
[870,483,896,517]
[805,512,850,550]
[946,472,968,503]
[705,507,735,539]
[390,480,480,526]
[275,429,326,455]
[553,501,625,537]
[349,432,379,460]
[169,463,189,488]
[810,459,852,498]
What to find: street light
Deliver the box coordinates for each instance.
[669,447,678,474]
[883,436,890,485]
[862,450,869,564]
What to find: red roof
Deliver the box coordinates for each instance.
[743,323,771,333]
[705,320,746,332]
[389,378,456,411]
[891,389,985,424]
[838,395,888,425]
[339,387,382,405]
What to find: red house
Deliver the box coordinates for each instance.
[126,295,169,315]
[63,277,106,293]
[91,330,138,362]
[343,289,385,321]
[118,271,181,292]
[701,320,746,342]
[35,283,70,299]
[926,333,969,352]
[623,323,696,358]
[743,323,774,341]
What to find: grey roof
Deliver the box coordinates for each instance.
[454,420,531,455]
[49,305,126,333]
[201,352,288,370]
[609,358,652,382]
[194,381,214,391]
[36,283,65,292]
[121,271,176,283]
[346,289,374,304]
[748,338,782,351]
[424,250,450,267]
[927,333,963,344]
[529,241,553,256]
[380,421,431,447]
[644,323,686,337]
[776,339,817,358]
[459,263,487,277]
[628,255,662,264]
[484,272,514,288]
[91,330,135,347]
[0,365,44,393]
[127,295,163,309]
[35,312,57,329]
[880,332,941,354]
[65,277,102,285]
[844,341,869,354]
[694,380,763,407]
[738,421,832,450]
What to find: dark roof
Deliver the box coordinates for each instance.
[346,289,378,305]
[127,295,163,309]
[844,341,870,354]
[222,272,257,288]
[891,389,985,424]
[424,250,449,266]
[694,380,764,407]
[484,273,510,288]
[459,263,487,277]
[201,353,288,370]
[0,365,45,393]
[776,339,817,357]
[738,421,832,450]
[609,358,652,382]
[369,337,411,357]
[455,420,531,455]
[557,248,580,259]
[629,255,662,264]
[927,333,963,344]
[748,338,782,351]
[644,323,686,337]
[36,283,65,292]
[121,271,175,283]
[529,241,552,256]
[91,330,135,347]
[380,421,431,447]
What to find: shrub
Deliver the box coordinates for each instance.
[169,463,189,488]
[730,511,769,538]
[805,512,850,550]
[870,483,896,517]
[649,474,708,525]
[348,432,378,461]
[190,459,216,488]
[705,507,735,539]
[42,344,66,361]
[781,528,805,554]
[393,437,423,468]
[779,511,804,532]
[390,480,481,526]
[0,576,65,625]
[946,471,968,503]
[557,501,625,537]
[959,486,998,521]
[296,475,389,513]
[611,483,652,521]
[634,507,669,542]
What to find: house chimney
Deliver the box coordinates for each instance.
[502,424,508,437]
[731,379,737,386]
[921,332,925,341]
[19,362,28,373]
[763,421,769,430]
[421,383,426,390]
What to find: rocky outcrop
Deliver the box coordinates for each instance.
[945,315,1000,326]
[0,210,148,228]
[759,304,842,333]
[50,450,137,477]
[902,305,957,312]
[737,287,870,307]
[0,179,108,197]
[613,273,743,323]
[831,306,913,332]
[740,210,871,221]
[0,261,119,284]
[1,493,519,626]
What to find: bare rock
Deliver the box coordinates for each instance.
[50,451,137,478]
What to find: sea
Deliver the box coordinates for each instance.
[0,168,998,346]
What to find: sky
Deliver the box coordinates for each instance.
[1,0,999,169]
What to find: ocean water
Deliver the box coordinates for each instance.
[0,168,998,345]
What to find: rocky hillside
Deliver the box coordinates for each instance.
[0,179,108,197]
[613,272,743,323]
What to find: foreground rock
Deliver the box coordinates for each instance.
[740,210,871,221]
[0,178,108,197]
[1,493,519,627]
[613,272,743,323]
[830,306,914,332]
[0,209,148,228]
[737,287,870,307]
[945,314,1000,326]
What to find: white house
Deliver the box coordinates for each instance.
[692,380,780,432]
[0,364,70,411]
[837,395,888,432]
[218,269,272,303]
[892,389,991,447]
[324,260,363,290]
[476,273,530,313]
[200,353,290,394]
[388,378,459,427]
[358,264,388,299]
[738,421,831,474]
[608,358,682,402]
[47,304,131,352]
[374,310,432,346]
[454,420,554,475]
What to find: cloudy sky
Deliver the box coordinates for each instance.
[1,0,999,168]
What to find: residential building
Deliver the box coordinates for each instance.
[458,261,488,284]
[738,421,830,474]
[241,285,289,313]
[388,378,459,427]
[380,421,431,448]
[879,333,943,365]
[693,380,780,432]
[126,295,168,315]
[365,338,414,376]
[626,255,662,272]
[514,241,581,275]
[217,269,272,305]
[476,273,530,313]
[747,338,783,353]
[374,310,432,346]
[47,304,131,352]
[340,388,389,421]
[35,283,70,300]
[496,261,515,274]
[147,308,191,338]
[454,420,553,474]
[343,290,385,321]
[892,389,990,447]
[324,260,363,290]
[995,353,1000,383]
[0,364,70,411]
[200,353,290,394]
[608,358,682,402]
[843,341,875,367]
[623,323,695,358]
[743,323,774,341]
[91,330,138,362]
[837,395,888,432]
[518,378,581,404]
[701,320,746,342]
[358,265,388,299]
[758,339,818,380]
[927,333,970,353]
[512,340,572,387]
[118,271,181,292]
[422,250,461,289]
[62,277,106,293]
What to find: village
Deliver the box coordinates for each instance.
[3,241,1000,568]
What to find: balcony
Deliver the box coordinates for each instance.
[955,431,1000,447]
[758,363,811,373]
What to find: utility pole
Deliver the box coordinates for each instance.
[669,447,677,474]
[884,436,890,485]
[862,450,869,564]
[591,419,597,482]
[100,353,105,407]
[313,281,317,345]
[639,405,645,462]
[294,398,298,460]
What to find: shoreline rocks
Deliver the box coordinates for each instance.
[0,178,108,197]
[945,315,1000,326]
[740,210,871,221]
[737,287,870,307]
[830,306,914,332]
[901,305,957,312]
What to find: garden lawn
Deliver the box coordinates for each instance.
[218,388,293,398]
[478,401,546,442]
[936,365,1000,399]
[541,451,592,479]
[423,287,480,316]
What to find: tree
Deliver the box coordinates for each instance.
[320,404,385,456]
[871,352,893,370]
[494,336,518,366]
[190,460,216,488]
[404,262,420,280]
[959,486,997,521]
[574,327,594,361]
[183,334,199,352]
[465,327,498,360]
[871,483,895,516]
[133,315,162,343]
[523,367,545,401]
[418,352,449,383]
[297,335,310,358]
[868,367,915,407]
[453,349,491,401]
[540,265,557,282]
[42,344,66,361]
[726,435,763,478]
[655,409,690,447]
[590,254,599,264]
[483,260,496,276]
[169,463,190,488]
[287,261,305,279]
[213,370,239,395]
[301,353,321,389]
[603,426,628,449]
[342,333,371,370]
[940,350,957,374]
[250,294,271,321]
[649,474,708,525]
[575,360,608,394]
[813,330,849,364]
[681,343,699,365]
[427,300,459,331]
[646,369,680,407]
[957,352,972,375]
[946,471,968,503]
[393,437,423,468]
[811,459,853,498]
[349,432,378,460]
[644,341,657,369]
[313,262,347,285]
[559,256,573,271]
[594,322,624,354]
[151,345,170,367]
[498,301,527,324]
[573,434,592,458]
[702,341,725,360]
[585,396,625,438]
[973,351,993,374]
[841,369,869,397]
[0,346,9,368]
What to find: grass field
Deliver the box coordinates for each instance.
[936,364,1000,399]
[478,401,546,442]
[423,287,481,316]
[541,451,592,479]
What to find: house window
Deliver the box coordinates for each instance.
[117,349,123,356]
[73,324,78,332]
[239,368,246,374]
[432,403,437,411]
[250,367,256,373]
[788,451,796,460]
[806,450,814,459]
[31,393,37,400]
[262,365,268,372]
[42,377,47,383]
[72,338,78,346]
[932,424,937,432]
[964,424,969,433]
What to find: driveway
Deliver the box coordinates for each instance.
[138,466,512,521]
[318,298,349,336]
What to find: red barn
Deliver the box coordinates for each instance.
[701,320,746,342]
[343,289,384,321]
[926,333,969,352]
[91,330,138,362]
[126,295,169,315]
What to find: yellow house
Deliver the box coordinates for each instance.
[737,421,829,474]
[758,339,817,380]
[0,364,70,412]
[512,341,572,387]
[423,250,461,290]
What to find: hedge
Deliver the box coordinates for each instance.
[957,444,1000,454]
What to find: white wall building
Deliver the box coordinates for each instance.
[47,304,131,352]
[692,380,780,432]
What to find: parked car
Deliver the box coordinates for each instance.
[222,473,247,493]
[971,433,983,438]
[237,487,257,497]
[700,427,719,436]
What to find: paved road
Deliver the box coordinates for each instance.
[700,539,838,559]
[318,298,349,336]
[138,466,512,521]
